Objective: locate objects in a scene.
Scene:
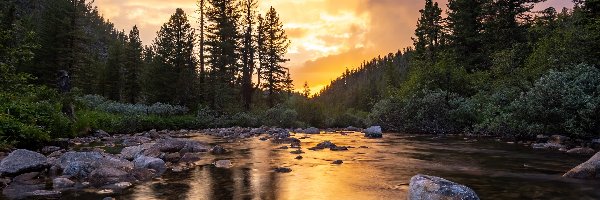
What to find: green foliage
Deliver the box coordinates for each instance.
[77,95,189,116]
[261,105,300,128]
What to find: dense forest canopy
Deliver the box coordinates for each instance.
[1,0,599,148]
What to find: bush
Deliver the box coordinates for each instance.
[261,105,300,128]
[369,89,474,134]
[78,95,189,116]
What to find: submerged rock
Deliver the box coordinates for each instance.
[133,156,166,176]
[304,127,320,134]
[364,126,383,138]
[564,152,600,179]
[566,148,596,155]
[332,160,343,165]
[408,174,480,200]
[274,167,292,173]
[0,149,48,176]
[214,160,232,168]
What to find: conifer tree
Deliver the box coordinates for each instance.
[123,26,143,103]
[413,0,443,63]
[257,7,290,107]
[241,0,258,110]
[447,0,488,72]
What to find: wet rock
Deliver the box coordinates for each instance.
[304,127,320,134]
[549,135,570,144]
[154,138,209,154]
[164,153,181,163]
[564,152,600,179]
[63,161,95,178]
[309,141,337,150]
[272,137,301,145]
[0,177,10,187]
[2,172,45,199]
[210,145,227,154]
[59,151,104,178]
[96,156,134,172]
[48,151,63,158]
[179,153,202,164]
[330,146,349,151]
[0,149,48,176]
[94,130,111,138]
[290,150,304,154]
[13,172,42,185]
[359,146,369,148]
[364,126,383,138]
[131,168,155,181]
[344,126,360,131]
[259,137,268,141]
[133,156,166,176]
[214,160,232,168]
[122,136,152,147]
[89,167,129,186]
[278,146,289,150]
[274,167,292,173]
[41,146,62,154]
[53,177,75,189]
[104,182,132,190]
[332,160,343,164]
[120,143,155,160]
[295,156,303,160]
[536,135,549,143]
[567,148,596,155]
[532,142,565,150]
[26,190,62,199]
[408,174,480,200]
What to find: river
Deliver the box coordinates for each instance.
[63,132,600,200]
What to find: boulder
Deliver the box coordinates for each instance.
[164,153,181,163]
[89,167,129,186]
[304,127,320,134]
[532,143,565,150]
[53,177,75,189]
[153,138,209,154]
[332,160,343,164]
[122,136,152,147]
[25,190,62,199]
[93,130,111,138]
[41,146,62,154]
[210,145,227,154]
[308,141,337,150]
[408,174,480,200]
[344,126,360,131]
[214,160,232,168]
[0,149,48,176]
[364,126,383,138]
[131,168,155,181]
[58,151,103,169]
[133,156,166,176]
[563,152,600,179]
[567,148,596,155]
[274,167,292,173]
[120,143,155,160]
[549,135,570,144]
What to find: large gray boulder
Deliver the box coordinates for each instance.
[133,156,166,176]
[304,127,320,134]
[563,152,600,179]
[89,167,129,186]
[408,174,480,200]
[0,149,47,176]
[58,151,103,177]
[120,143,155,160]
[364,126,383,138]
[153,138,209,153]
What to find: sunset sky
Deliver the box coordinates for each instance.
[94,0,573,93]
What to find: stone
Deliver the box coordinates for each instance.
[274,167,292,173]
[0,149,48,176]
[63,161,95,178]
[408,174,480,200]
[179,153,202,163]
[278,146,289,150]
[164,153,181,163]
[567,148,596,155]
[89,167,129,186]
[309,141,337,150]
[131,168,155,181]
[295,156,303,160]
[344,126,360,131]
[25,190,62,199]
[210,145,227,154]
[304,127,320,134]
[564,152,600,179]
[95,156,134,172]
[290,150,304,154]
[53,177,75,189]
[133,156,166,176]
[58,151,103,169]
[364,126,383,138]
[532,143,565,150]
[330,146,349,151]
[120,143,155,160]
[154,138,209,154]
[214,160,232,168]
[41,146,62,154]
[332,160,343,164]
[94,130,111,138]
[549,135,570,144]
[104,182,132,190]
[122,136,152,147]
[103,197,116,200]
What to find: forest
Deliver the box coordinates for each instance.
[1,0,600,148]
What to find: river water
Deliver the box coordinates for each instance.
[65,132,600,200]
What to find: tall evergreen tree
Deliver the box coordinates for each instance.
[241,0,258,110]
[447,0,488,72]
[483,0,544,52]
[147,8,197,107]
[205,0,242,111]
[257,7,290,107]
[413,0,443,63]
[123,26,143,103]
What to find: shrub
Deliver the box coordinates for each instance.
[261,105,300,128]
[78,95,189,116]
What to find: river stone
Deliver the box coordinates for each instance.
[133,156,166,175]
[179,153,202,163]
[210,145,227,154]
[364,126,383,138]
[94,130,111,138]
[309,141,337,150]
[214,160,232,168]
[26,190,62,199]
[41,146,62,154]
[89,167,129,186]
[304,127,320,134]
[332,160,343,164]
[59,151,103,169]
[53,177,75,189]
[120,143,155,160]
[549,135,570,144]
[408,174,480,200]
[564,152,600,179]
[567,148,596,155]
[0,149,48,176]
[274,167,292,173]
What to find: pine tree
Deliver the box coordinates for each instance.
[447,0,488,72]
[148,8,197,107]
[205,0,242,111]
[483,0,544,53]
[103,31,126,101]
[123,26,143,103]
[302,82,311,98]
[241,0,258,111]
[197,0,207,101]
[258,7,290,107]
[413,0,443,63]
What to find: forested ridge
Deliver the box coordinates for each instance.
[1,0,599,148]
